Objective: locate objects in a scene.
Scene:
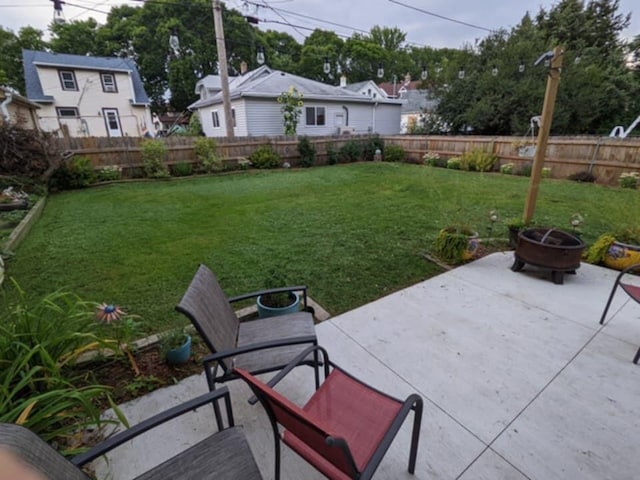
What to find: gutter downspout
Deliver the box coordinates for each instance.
[1,91,13,122]
[372,101,378,133]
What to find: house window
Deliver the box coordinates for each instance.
[100,73,117,93]
[212,110,235,127]
[56,107,79,118]
[305,107,325,126]
[59,70,78,91]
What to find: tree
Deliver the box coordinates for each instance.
[0,26,46,93]
[49,18,101,55]
[256,30,301,73]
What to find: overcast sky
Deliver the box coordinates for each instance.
[1,0,638,49]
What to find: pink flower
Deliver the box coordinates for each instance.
[96,303,124,324]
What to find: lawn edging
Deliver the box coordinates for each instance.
[3,197,47,254]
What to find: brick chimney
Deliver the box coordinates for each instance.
[404,73,411,85]
[240,61,248,74]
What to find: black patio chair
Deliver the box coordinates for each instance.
[599,262,640,364]
[235,345,423,480]
[176,264,319,426]
[0,387,262,480]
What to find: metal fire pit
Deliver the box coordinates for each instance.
[511,228,586,284]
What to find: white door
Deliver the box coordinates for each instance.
[103,108,123,137]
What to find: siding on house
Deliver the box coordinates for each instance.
[23,50,153,138]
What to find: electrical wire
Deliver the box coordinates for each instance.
[387,0,493,33]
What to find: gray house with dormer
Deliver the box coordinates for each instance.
[22,49,153,138]
[188,65,402,137]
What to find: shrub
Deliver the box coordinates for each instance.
[447,157,462,170]
[249,145,281,169]
[567,170,596,183]
[0,283,124,452]
[339,140,363,163]
[49,156,95,190]
[383,144,406,163]
[297,136,316,168]
[619,172,639,189]
[140,140,169,178]
[172,162,193,177]
[423,152,441,166]
[326,146,339,165]
[362,135,384,161]
[434,226,477,264]
[460,149,498,172]
[541,167,552,178]
[194,138,222,173]
[186,113,203,136]
[500,163,514,174]
[96,165,122,182]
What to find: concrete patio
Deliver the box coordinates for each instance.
[93,252,640,480]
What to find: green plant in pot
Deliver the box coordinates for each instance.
[585,228,640,270]
[256,269,300,318]
[434,225,479,264]
[160,328,192,365]
[505,218,535,249]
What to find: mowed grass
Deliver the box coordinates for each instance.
[6,162,640,334]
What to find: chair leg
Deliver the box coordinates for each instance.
[205,367,224,430]
[408,397,423,474]
[634,346,640,365]
[313,348,320,391]
[600,283,620,325]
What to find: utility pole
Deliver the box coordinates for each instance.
[212,0,234,139]
[523,46,563,223]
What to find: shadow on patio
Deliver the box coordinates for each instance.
[92,252,640,480]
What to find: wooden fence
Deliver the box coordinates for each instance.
[58,134,640,186]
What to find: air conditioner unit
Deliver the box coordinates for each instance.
[338,126,355,135]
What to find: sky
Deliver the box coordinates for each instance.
[0,0,638,49]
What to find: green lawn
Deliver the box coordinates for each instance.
[5,163,640,334]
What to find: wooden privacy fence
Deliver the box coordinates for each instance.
[385,135,640,186]
[58,134,640,186]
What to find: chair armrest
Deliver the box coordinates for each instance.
[621,263,640,276]
[201,335,318,367]
[228,286,308,308]
[71,388,233,467]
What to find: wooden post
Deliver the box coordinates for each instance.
[212,0,234,139]
[523,47,563,223]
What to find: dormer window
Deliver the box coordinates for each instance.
[59,70,78,91]
[100,73,117,93]
[199,85,207,99]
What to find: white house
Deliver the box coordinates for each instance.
[22,49,153,138]
[188,66,402,138]
[0,86,40,130]
[341,79,389,100]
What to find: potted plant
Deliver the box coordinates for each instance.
[160,328,192,365]
[434,226,479,264]
[256,269,300,318]
[585,228,640,270]
[505,218,535,249]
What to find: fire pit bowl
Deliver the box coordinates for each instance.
[511,228,586,284]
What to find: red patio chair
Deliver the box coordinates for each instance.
[234,345,423,480]
[599,262,640,364]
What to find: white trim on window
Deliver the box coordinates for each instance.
[56,107,79,118]
[59,70,78,91]
[101,73,118,93]
[305,106,326,126]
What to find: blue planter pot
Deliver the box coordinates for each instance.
[256,292,300,318]
[165,334,192,365]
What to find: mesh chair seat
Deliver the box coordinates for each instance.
[283,368,403,478]
[235,312,317,372]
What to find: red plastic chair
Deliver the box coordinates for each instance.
[600,263,640,364]
[234,345,423,480]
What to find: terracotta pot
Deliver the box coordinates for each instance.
[604,241,640,270]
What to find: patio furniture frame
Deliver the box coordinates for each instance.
[599,262,640,364]
[0,387,262,480]
[176,264,320,427]
[235,345,423,480]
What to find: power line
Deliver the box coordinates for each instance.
[387,0,493,33]
[255,0,307,39]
